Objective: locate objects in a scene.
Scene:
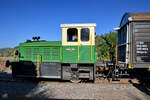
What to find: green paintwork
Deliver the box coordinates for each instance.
[19,41,97,63]
[19,41,62,62]
[62,46,97,63]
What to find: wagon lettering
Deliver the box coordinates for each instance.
[136,41,149,56]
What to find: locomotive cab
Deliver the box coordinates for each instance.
[61,24,96,46]
[60,24,97,81]
[60,24,97,63]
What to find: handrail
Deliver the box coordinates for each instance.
[91,34,92,62]
[78,36,80,62]
[37,55,41,78]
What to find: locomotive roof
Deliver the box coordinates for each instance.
[60,23,96,28]
[20,41,62,47]
[120,12,150,27]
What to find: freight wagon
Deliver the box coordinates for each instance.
[95,13,150,79]
[114,13,150,78]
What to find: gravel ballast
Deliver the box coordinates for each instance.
[0,80,150,100]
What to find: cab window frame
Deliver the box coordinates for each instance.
[67,28,78,42]
[81,28,90,42]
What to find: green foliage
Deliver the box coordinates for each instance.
[0,53,3,57]
[95,32,117,61]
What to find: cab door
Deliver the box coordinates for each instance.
[62,28,79,63]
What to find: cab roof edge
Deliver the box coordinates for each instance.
[60,23,96,28]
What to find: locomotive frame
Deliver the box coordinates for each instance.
[7,23,97,82]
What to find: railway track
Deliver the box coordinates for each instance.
[0,73,140,84]
[2,78,140,84]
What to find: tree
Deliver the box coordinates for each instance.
[95,32,117,61]
[0,53,3,57]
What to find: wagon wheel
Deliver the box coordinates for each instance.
[112,71,116,81]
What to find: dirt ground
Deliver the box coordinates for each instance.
[0,60,11,73]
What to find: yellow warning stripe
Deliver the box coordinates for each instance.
[60,47,62,60]
[129,40,133,69]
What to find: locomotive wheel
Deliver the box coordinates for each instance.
[70,71,81,83]
[70,79,81,83]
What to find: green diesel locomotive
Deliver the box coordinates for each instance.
[8,23,97,82]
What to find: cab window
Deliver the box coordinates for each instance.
[67,28,78,42]
[81,28,90,41]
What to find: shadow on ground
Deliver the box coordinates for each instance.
[131,79,150,97]
[129,75,150,97]
[0,72,58,100]
[133,83,150,96]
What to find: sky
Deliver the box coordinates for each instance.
[0,0,150,48]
